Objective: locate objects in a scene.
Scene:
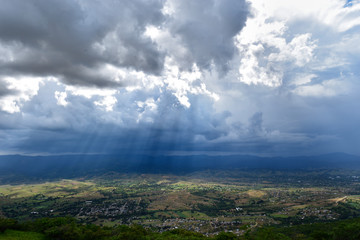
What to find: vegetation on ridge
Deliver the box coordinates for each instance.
[1,216,360,239]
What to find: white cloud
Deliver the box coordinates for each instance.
[235,1,317,88]
[65,85,118,112]
[251,0,360,32]
[268,34,316,67]
[293,79,349,97]
[0,76,44,113]
[94,95,117,112]
[136,98,158,123]
[292,74,317,86]
[54,91,68,107]
[163,57,219,108]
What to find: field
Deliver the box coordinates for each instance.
[0,230,45,240]
[1,169,360,235]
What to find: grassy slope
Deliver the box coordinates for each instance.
[0,230,45,240]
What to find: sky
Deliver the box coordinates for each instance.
[0,0,359,157]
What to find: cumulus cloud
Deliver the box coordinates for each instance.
[54,91,68,107]
[235,3,317,87]
[163,0,249,72]
[0,76,44,113]
[0,0,360,157]
[0,0,165,87]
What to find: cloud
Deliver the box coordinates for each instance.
[0,0,250,88]
[293,78,349,97]
[54,91,68,107]
[0,80,18,97]
[0,0,360,157]
[0,76,44,113]
[235,3,317,87]
[163,0,250,72]
[248,112,265,137]
[0,0,165,87]
[251,0,360,32]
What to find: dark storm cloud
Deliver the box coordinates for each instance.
[0,0,165,87]
[0,82,232,154]
[4,0,359,158]
[167,0,250,71]
[0,0,250,88]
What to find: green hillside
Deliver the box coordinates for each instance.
[0,230,45,240]
[1,216,360,239]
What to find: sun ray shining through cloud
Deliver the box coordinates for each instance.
[0,0,359,157]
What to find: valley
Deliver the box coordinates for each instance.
[1,169,360,236]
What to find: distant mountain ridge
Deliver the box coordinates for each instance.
[0,152,360,182]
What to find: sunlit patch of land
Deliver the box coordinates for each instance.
[0,180,96,198]
[1,169,360,235]
[246,190,266,198]
[330,196,347,203]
